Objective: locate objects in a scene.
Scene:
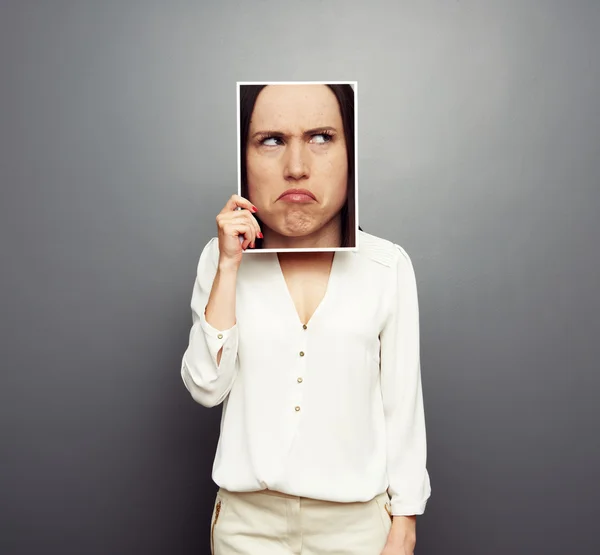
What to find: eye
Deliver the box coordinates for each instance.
[260,136,283,147]
[310,132,334,144]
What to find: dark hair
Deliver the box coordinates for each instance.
[239,83,359,248]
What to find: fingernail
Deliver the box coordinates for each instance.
[257,232,263,239]
[251,205,258,212]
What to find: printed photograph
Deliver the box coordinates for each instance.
[237,81,358,252]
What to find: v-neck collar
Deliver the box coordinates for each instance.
[270,251,339,328]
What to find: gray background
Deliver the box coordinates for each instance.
[1,1,599,554]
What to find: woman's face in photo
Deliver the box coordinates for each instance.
[245,85,349,239]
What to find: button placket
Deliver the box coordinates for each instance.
[293,323,308,413]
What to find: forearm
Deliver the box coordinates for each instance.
[383,515,417,554]
[205,263,238,363]
[181,289,239,406]
[385,401,431,515]
[391,515,416,538]
[181,240,240,406]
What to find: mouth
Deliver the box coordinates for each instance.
[277,188,317,203]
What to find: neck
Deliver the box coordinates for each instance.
[262,215,343,250]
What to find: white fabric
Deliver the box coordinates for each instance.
[181,231,431,516]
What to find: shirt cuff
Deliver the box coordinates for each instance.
[199,310,237,365]
[390,499,429,517]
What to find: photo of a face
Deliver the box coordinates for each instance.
[238,81,358,252]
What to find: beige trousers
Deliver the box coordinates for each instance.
[210,487,393,555]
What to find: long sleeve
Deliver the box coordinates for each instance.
[379,244,431,516]
[181,237,239,407]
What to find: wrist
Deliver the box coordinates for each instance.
[217,259,240,274]
[390,515,416,538]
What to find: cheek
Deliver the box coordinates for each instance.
[321,150,348,197]
[247,155,281,186]
[246,155,281,206]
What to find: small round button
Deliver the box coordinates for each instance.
[302,324,307,330]
[217,333,223,340]
[299,351,305,357]
[297,377,303,383]
[295,406,301,412]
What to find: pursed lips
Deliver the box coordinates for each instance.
[277,188,317,202]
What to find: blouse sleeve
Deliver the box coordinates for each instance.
[379,244,431,515]
[180,237,239,407]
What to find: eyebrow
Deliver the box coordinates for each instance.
[251,126,338,139]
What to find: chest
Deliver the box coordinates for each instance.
[279,264,331,326]
[235,252,389,342]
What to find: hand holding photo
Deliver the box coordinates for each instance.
[237,81,358,252]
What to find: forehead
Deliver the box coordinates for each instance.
[250,84,342,130]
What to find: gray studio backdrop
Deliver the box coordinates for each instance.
[1,1,599,554]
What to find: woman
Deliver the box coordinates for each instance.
[181,83,431,555]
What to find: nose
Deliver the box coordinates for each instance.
[283,141,309,181]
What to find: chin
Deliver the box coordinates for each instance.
[272,227,313,238]
[268,213,316,237]
[281,222,318,237]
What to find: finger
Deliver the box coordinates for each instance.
[219,214,253,227]
[216,212,251,228]
[222,220,254,240]
[247,211,262,239]
[238,210,262,239]
[222,194,257,214]
[223,222,255,249]
[240,222,257,250]
[240,226,254,250]
[219,212,262,240]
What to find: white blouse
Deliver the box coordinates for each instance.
[181,230,431,516]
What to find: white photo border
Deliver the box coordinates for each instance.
[236,80,359,253]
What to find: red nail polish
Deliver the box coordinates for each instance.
[257,232,263,239]
[251,205,258,213]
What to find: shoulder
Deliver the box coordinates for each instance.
[356,230,413,270]
[197,236,219,270]
[204,236,219,254]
